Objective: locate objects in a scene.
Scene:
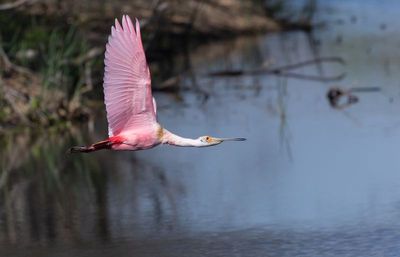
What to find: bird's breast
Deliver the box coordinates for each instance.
[111,125,161,151]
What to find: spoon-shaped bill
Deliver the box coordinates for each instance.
[216,137,246,142]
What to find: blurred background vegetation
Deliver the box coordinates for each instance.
[0,0,314,131]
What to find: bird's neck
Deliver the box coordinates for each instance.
[161,129,200,147]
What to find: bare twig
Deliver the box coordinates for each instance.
[349,87,381,93]
[0,43,33,75]
[157,75,181,91]
[268,56,345,72]
[0,0,35,11]
[274,71,345,82]
[209,56,345,77]
[61,47,103,66]
[327,86,381,109]
[208,57,346,82]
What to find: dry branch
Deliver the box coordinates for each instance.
[0,43,32,75]
[0,0,35,11]
[208,57,346,82]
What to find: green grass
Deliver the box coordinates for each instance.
[0,11,100,126]
[0,12,95,99]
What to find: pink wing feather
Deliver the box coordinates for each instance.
[103,15,156,137]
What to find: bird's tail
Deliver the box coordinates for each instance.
[68,139,112,154]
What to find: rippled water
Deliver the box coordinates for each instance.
[2,1,400,256]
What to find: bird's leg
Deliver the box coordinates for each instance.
[69,146,96,153]
[68,139,113,153]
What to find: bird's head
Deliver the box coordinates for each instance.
[197,135,246,147]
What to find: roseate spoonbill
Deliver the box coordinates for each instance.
[69,15,245,153]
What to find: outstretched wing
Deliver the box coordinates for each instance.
[103,15,156,137]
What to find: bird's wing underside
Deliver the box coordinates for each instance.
[103,15,156,137]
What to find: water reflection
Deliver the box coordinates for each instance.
[3,1,400,256]
[0,131,188,248]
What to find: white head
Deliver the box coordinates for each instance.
[196,135,246,147]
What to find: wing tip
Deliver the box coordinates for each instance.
[116,14,139,35]
[135,18,141,36]
[121,15,128,32]
[115,17,122,31]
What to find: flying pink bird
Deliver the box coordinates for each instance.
[69,15,245,153]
